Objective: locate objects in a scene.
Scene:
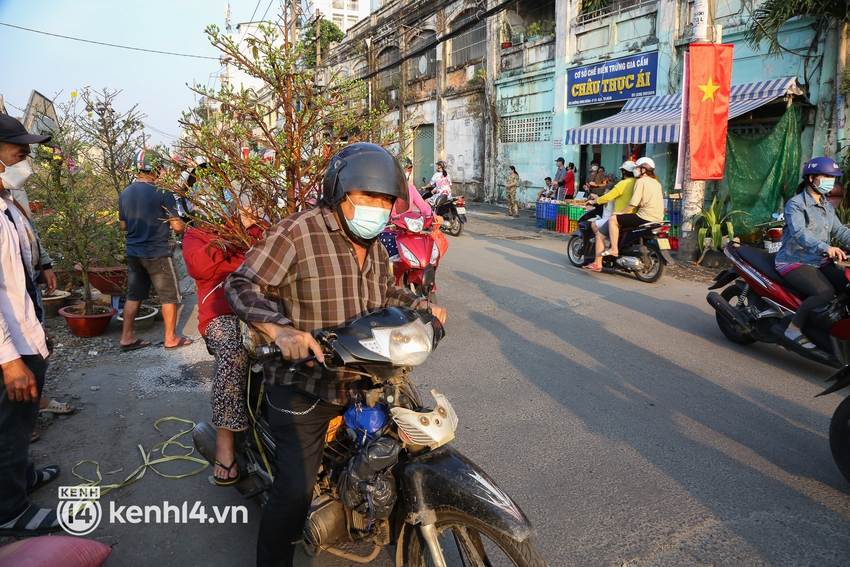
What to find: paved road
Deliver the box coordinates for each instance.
[21,205,850,566]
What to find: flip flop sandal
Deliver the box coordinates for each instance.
[600,250,618,257]
[582,263,603,272]
[27,465,60,494]
[30,431,40,443]
[165,337,193,350]
[0,504,62,536]
[213,460,241,486]
[120,338,151,352]
[39,399,75,415]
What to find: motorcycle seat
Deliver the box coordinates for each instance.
[735,245,805,299]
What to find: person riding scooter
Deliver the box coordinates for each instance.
[582,161,637,272]
[775,156,850,350]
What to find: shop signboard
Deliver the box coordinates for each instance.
[567,52,659,107]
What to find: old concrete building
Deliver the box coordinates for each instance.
[321,0,847,207]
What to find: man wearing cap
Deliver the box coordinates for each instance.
[554,158,567,200]
[118,149,189,352]
[0,114,61,536]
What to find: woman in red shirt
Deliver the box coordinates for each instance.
[183,221,263,485]
[563,162,576,199]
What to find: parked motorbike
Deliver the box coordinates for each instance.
[566,206,674,283]
[707,242,850,369]
[379,208,445,296]
[193,270,548,566]
[814,366,850,484]
[421,190,467,237]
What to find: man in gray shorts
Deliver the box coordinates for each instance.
[118,150,190,351]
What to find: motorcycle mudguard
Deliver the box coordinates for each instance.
[457,214,467,223]
[707,268,740,290]
[660,249,675,265]
[398,444,534,541]
[818,365,850,396]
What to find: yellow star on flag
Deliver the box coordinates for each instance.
[698,77,721,102]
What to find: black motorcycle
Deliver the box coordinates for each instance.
[817,367,850,484]
[193,269,548,565]
[421,190,467,237]
[566,206,674,283]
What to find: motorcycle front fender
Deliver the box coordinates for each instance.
[398,444,535,542]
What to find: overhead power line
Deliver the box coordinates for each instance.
[0,21,219,60]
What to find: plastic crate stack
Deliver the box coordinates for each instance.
[568,204,583,233]
[556,204,570,233]
[545,202,557,231]
[535,202,547,228]
[667,198,681,251]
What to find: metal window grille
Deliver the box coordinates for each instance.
[574,0,655,26]
[409,31,437,80]
[377,47,401,90]
[332,0,344,9]
[450,13,486,66]
[347,16,358,29]
[332,14,344,29]
[346,0,358,11]
[501,113,553,143]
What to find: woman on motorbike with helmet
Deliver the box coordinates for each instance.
[422,160,452,205]
[775,157,850,349]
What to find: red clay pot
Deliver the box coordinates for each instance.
[74,264,127,296]
[58,305,117,337]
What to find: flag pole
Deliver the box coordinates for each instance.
[678,0,712,261]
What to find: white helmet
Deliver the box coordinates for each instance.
[635,157,656,170]
[620,161,637,173]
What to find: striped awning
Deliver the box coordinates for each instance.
[564,77,804,145]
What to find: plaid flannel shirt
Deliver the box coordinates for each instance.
[225,206,420,406]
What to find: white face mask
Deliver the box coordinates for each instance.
[0,158,33,190]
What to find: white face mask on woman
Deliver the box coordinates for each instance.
[0,158,33,190]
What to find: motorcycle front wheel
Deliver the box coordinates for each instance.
[406,508,548,567]
[632,248,664,283]
[829,396,850,484]
[443,213,464,237]
[567,235,586,267]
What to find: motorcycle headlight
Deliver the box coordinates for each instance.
[359,318,433,365]
[405,216,425,233]
[399,243,421,267]
[429,241,439,264]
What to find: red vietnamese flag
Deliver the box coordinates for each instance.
[688,43,733,180]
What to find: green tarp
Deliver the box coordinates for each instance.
[725,105,802,235]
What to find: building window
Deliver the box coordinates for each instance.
[500,113,553,143]
[450,12,486,67]
[408,30,437,81]
[332,0,344,9]
[346,0,359,11]
[347,16,359,29]
[332,14,344,29]
[377,47,401,90]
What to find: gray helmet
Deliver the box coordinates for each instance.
[320,143,408,211]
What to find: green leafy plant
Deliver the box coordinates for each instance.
[691,191,749,252]
[526,21,543,37]
[833,205,850,247]
[580,0,612,18]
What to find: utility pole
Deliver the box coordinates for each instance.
[679,0,711,261]
[315,10,321,66]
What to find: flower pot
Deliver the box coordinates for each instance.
[74,264,127,296]
[116,306,159,333]
[701,249,731,269]
[58,305,118,338]
[41,290,71,319]
[142,302,164,321]
[501,41,512,48]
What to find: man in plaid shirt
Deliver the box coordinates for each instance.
[226,143,446,567]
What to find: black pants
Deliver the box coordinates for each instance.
[782,263,848,328]
[256,387,343,567]
[0,355,47,523]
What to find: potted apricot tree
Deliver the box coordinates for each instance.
[28,92,125,337]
